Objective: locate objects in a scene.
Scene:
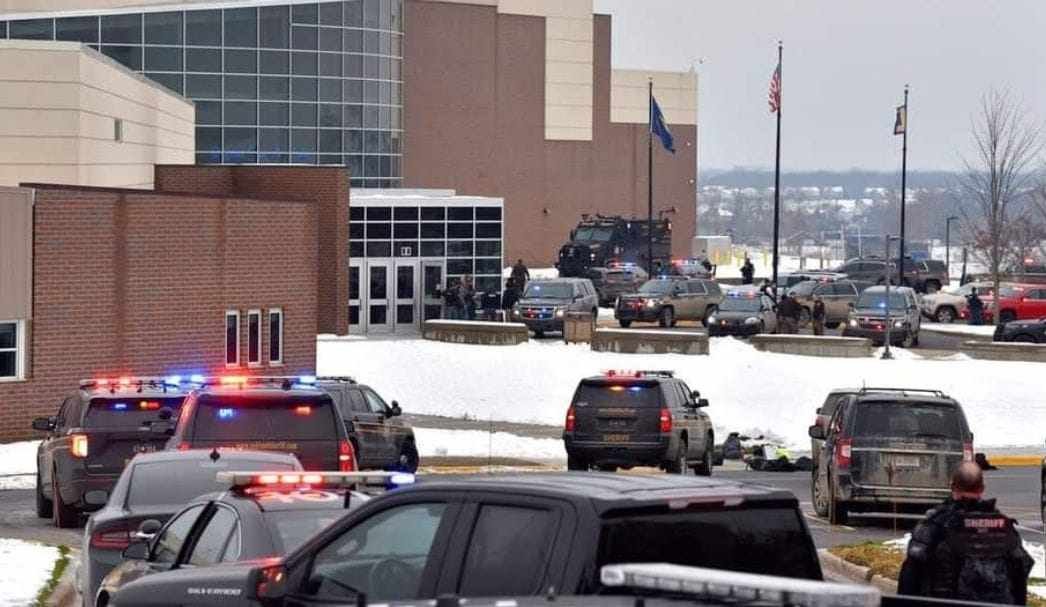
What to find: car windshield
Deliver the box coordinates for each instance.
[84,397,184,429]
[719,296,762,312]
[126,457,297,508]
[264,507,347,553]
[575,382,661,407]
[639,280,675,295]
[598,506,820,581]
[192,395,338,441]
[523,282,572,299]
[855,291,908,310]
[574,227,613,242]
[853,401,964,440]
[789,281,819,296]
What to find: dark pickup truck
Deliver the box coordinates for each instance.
[109,473,823,606]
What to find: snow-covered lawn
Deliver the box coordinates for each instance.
[0,539,61,606]
[922,323,998,338]
[0,440,38,490]
[318,336,1046,451]
[415,428,563,460]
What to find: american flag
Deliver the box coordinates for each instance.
[768,62,781,113]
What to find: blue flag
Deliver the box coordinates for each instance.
[650,96,675,154]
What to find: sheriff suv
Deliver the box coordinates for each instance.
[316,377,418,472]
[33,377,190,528]
[615,277,722,327]
[107,473,823,606]
[563,370,714,475]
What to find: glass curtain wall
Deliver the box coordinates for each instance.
[0,0,402,187]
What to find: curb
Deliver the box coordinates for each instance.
[818,550,898,594]
[46,550,79,607]
[987,455,1041,468]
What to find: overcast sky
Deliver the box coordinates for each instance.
[594,0,1046,173]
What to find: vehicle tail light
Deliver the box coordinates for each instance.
[659,408,672,433]
[963,441,974,462]
[177,442,191,451]
[564,406,576,432]
[71,434,89,458]
[834,437,852,469]
[339,440,356,472]
[90,526,131,550]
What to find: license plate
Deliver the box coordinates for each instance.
[603,434,631,443]
[606,419,630,429]
[134,443,157,454]
[893,456,921,468]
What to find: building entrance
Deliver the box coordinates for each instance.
[351,259,445,334]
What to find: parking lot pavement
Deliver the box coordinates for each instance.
[0,485,80,547]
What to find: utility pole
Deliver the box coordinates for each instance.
[945,215,959,281]
[647,79,654,277]
[896,85,909,287]
[771,42,783,295]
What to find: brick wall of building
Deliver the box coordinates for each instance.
[154,165,350,336]
[0,184,318,441]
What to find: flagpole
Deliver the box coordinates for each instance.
[771,41,782,295]
[897,85,909,288]
[648,78,654,277]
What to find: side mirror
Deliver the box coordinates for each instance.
[134,519,163,542]
[32,417,55,432]
[122,541,150,561]
[808,425,826,440]
[388,401,402,417]
[696,398,710,408]
[690,390,701,400]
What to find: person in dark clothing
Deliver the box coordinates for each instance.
[501,278,520,321]
[462,275,477,320]
[777,293,800,334]
[701,257,713,273]
[897,462,1033,604]
[510,259,530,290]
[966,288,984,325]
[443,279,463,320]
[740,257,755,285]
[811,296,827,336]
[480,287,501,321]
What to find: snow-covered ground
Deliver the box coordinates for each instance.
[318,336,1046,451]
[0,539,60,606]
[921,323,997,338]
[415,427,563,460]
[0,440,38,490]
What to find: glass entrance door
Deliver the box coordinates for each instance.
[394,261,419,332]
[366,261,392,334]
[422,261,445,321]
[349,260,362,333]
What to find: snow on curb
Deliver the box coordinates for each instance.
[0,440,39,490]
[0,539,61,606]
[922,323,997,338]
[415,427,564,460]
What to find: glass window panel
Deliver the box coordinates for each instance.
[420,207,444,220]
[100,46,142,70]
[364,0,380,28]
[259,128,289,151]
[344,55,363,79]
[259,76,289,100]
[420,223,444,239]
[390,131,401,153]
[147,72,183,95]
[259,50,290,74]
[363,30,378,54]
[349,223,364,239]
[343,29,362,52]
[379,131,391,153]
[363,179,380,188]
[346,155,363,178]
[319,103,342,127]
[391,81,401,104]
[379,57,390,80]
[448,223,473,239]
[344,104,362,127]
[259,102,289,125]
[447,241,472,257]
[186,74,221,98]
[379,81,391,104]
[476,207,502,220]
[144,12,182,45]
[391,58,401,82]
[364,131,379,153]
[259,5,290,48]
[225,101,257,125]
[319,130,341,154]
[345,1,363,26]
[350,207,364,221]
[380,0,392,29]
[225,49,257,74]
[197,101,221,125]
[379,31,390,56]
[449,207,473,220]
[11,19,53,40]
[448,259,473,275]
[366,223,391,239]
[292,4,318,24]
[349,241,364,257]
[291,103,317,126]
[224,128,256,152]
[364,80,379,103]
[343,79,362,102]
[56,17,97,43]
[393,207,417,220]
[319,27,340,51]
[390,106,401,130]
[367,207,391,220]
[319,154,343,165]
[224,7,258,48]
[380,155,390,177]
[291,77,317,101]
[366,242,391,257]
[320,2,343,25]
[101,14,140,43]
[475,258,502,275]
[186,48,221,73]
[394,242,418,260]
[319,78,340,101]
[196,127,221,151]
[475,241,501,256]
[291,152,317,164]
[291,51,317,75]
[345,129,363,152]
[291,128,317,152]
[475,223,500,239]
[364,156,380,177]
[224,152,257,163]
[364,55,378,78]
[186,10,221,46]
[224,75,257,99]
[144,46,182,72]
[291,25,318,50]
[392,33,402,57]
[393,223,417,239]
[363,106,378,128]
[319,52,341,76]
[197,152,221,164]
[391,155,400,178]
[420,241,444,257]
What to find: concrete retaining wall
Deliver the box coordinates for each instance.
[750,334,874,358]
[422,320,529,345]
[961,340,1046,362]
[590,328,708,355]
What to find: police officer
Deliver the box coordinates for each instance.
[740,256,755,285]
[811,295,826,336]
[897,462,1033,604]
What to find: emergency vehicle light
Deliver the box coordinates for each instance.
[297,375,317,385]
[599,563,879,607]
[216,471,416,490]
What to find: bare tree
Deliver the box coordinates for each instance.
[958,89,1043,324]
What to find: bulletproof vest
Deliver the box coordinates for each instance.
[937,509,1019,603]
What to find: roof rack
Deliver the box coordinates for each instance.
[315,375,357,384]
[198,375,322,391]
[858,387,948,398]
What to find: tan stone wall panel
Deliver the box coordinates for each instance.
[0,186,33,320]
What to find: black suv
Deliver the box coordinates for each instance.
[809,388,973,524]
[108,473,823,606]
[33,377,190,528]
[993,317,1046,343]
[316,377,418,472]
[166,376,357,472]
[563,371,714,475]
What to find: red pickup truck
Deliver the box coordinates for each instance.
[971,283,1046,324]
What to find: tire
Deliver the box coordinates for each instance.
[1014,334,1039,343]
[1000,310,1017,324]
[566,455,588,471]
[596,464,618,473]
[35,470,52,519]
[665,440,687,475]
[533,329,545,338]
[695,436,713,476]
[658,307,674,328]
[398,440,419,473]
[702,306,718,328]
[828,478,848,525]
[900,331,914,348]
[934,306,957,324]
[52,470,78,529]
[825,321,840,330]
[812,468,830,518]
[618,319,632,328]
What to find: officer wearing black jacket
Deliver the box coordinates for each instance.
[898,462,1033,604]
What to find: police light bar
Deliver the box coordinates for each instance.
[199,375,325,390]
[604,370,675,379]
[79,376,202,393]
[216,471,416,491]
[599,563,879,607]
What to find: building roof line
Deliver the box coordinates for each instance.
[0,0,351,21]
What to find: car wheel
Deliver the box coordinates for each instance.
[52,470,78,529]
[398,439,419,473]
[35,470,52,519]
[825,321,840,330]
[1014,334,1039,343]
[934,306,956,323]
[828,478,848,525]
[96,591,109,607]
[533,329,545,338]
[597,464,618,472]
[900,331,914,348]
[618,320,632,328]
[658,307,674,328]
[695,436,713,476]
[567,455,588,471]
[665,440,687,474]
[702,306,717,328]
[812,468,830,518]
[1000,310,1017,324]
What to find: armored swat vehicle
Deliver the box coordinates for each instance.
[557,214,672,277]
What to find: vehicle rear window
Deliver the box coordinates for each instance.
[523,282,572,299]
[598,506,820,580]
[853,401,964,440]
[192,395,338,441]
[126,457,297,508]
[264,507,346,553]
[575,382,661,408]
[84,397,183,428]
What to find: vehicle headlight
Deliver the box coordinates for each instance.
[849,319,858,327]
[590,253,597,260]
[645,299,658,308]
[744,317,760,325]
[708,315,717,324]
[555,307,565,318]
[893,320,904,328]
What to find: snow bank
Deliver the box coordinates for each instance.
[0,539,60,606]
[415,428,563,460]
[318,337,1046,451]
[922,323,998,338]
[0,440,38,490]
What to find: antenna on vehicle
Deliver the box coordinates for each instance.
[209,448,221,462]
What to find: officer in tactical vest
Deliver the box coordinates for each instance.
[897,461,1033,604]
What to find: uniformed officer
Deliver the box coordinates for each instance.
[897,461,1033,604]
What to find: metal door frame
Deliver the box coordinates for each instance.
[421,259,446,322]
[393,259,421,334]
[349,259,363,334]
[365,259,394,335]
